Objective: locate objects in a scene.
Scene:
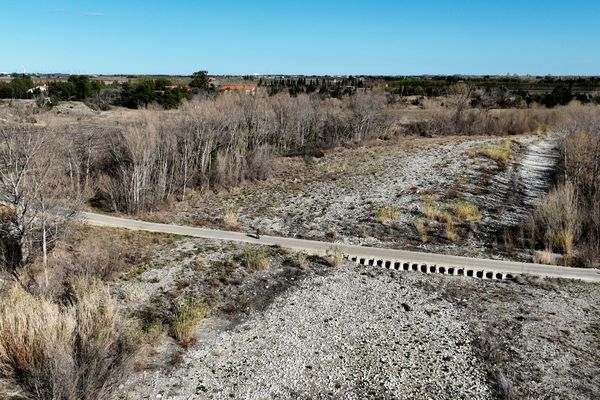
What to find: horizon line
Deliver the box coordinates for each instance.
[1,71,599,78]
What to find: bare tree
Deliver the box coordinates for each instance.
[0,124,78,280]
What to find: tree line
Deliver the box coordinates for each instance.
[388,77,600,107]
[95,91,389,213]
[0,71,213,110]
[0,90,388,274]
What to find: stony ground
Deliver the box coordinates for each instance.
[119,245,600,400]
[147,133,559,262]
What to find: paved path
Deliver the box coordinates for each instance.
[82,212,600,283]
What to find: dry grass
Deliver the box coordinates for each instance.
[534,249,559,265]
[414,218,428,243]
[419,198,481,243]
[290,251,308,268]
[547,229,575,256]
[171,299,208,348]
[241,245,271,271]
[451,200,482,222]
[221,203,239,228]
[143,319,167,346]
[472,140,513,169]
[532,182,579,255]
[421,204,453,224]
[59,224,177,281]
[445,223,459,242]
[0,277,142,400]
[326,246,344,267]
[374,203,400,225]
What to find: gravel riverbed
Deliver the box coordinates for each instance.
[125,265,493,399]
[121,258,600,400]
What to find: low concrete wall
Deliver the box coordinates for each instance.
[347,255,514,281]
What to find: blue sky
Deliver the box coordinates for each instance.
[1,0,599,75]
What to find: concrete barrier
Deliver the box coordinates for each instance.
[346,253,512,281]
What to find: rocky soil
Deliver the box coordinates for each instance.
[151,134,559,262]
[119,250,600,400]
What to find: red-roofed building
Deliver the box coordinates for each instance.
[218,85,256,95]
[165,85,192,93]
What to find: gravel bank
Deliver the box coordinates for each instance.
[124,265,493,399]
[151,134,559,262]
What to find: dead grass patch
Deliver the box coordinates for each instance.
[375,203,400,224]
[221,203,239,228]
[241,245,271,271]
[59,224,177,281]
[531,182,579,256]
[326,246,344,267]
[0,277,142,400]
[445,223,459,242]
[414,218,429,242]
[471,140,514,169]
[534,249,559,265]
[421,204,453,224]
[451,200,482,222]
[171,299,208,348]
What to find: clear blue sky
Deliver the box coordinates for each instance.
[1,0,599,75]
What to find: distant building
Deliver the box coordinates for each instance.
[218,85,256,95]
[164,85,192,93]
[27,84,48,94]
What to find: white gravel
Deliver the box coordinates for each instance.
[124,266,493,399]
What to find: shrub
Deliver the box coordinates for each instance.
[451,200,482,222]
[325,229,338,239]
[290,251,308,268]
[241,245,270,271]
[326,246,344,267]
[0,277,142,400]
[534,249,559,265]
[221,203,239,228]
[421,204,453,224]
[532,182,580,255]
[375,203,400,224]
[171,299,208,347]
[445,223,459,242]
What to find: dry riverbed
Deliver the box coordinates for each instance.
[118,238,600,400]
[144,134,559,263]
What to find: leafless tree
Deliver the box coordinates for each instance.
[0,124,78,280]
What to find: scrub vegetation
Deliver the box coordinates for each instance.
[0,72,599,398]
